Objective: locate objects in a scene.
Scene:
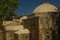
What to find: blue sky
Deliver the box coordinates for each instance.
[15,0,60,16]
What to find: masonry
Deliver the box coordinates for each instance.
[0,2,60,40]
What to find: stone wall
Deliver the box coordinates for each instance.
[23,17,39,40]
[5,31,15,40]
[0,31,4,40]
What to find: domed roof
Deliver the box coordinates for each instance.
[20,16,27,23]
[33,2,58,13]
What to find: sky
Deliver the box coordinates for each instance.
[15,0,60,16]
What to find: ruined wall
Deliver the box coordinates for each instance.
[23,12,60,40]
[23,17,39,40]
[5,31,14,40]
[19,34,29,40]
[0,31,4,40]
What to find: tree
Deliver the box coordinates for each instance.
[0,0,18,23]
[16,16,23,19]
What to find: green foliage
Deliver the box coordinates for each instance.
[0,0,17,14]
[0,0,18,14]
[0,19,3,24]
[16,16,23,19]
[0,0,18,24]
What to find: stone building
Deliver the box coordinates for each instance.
[15,29,30,40]
[5,30,15,40]
[22,2,60,40]
[0,25,6,40]
[2,16,30,40]
[3,21,22,40]
[0,2,60,40]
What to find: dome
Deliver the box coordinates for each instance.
[20,16,27,23]
[33,2,58,13]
